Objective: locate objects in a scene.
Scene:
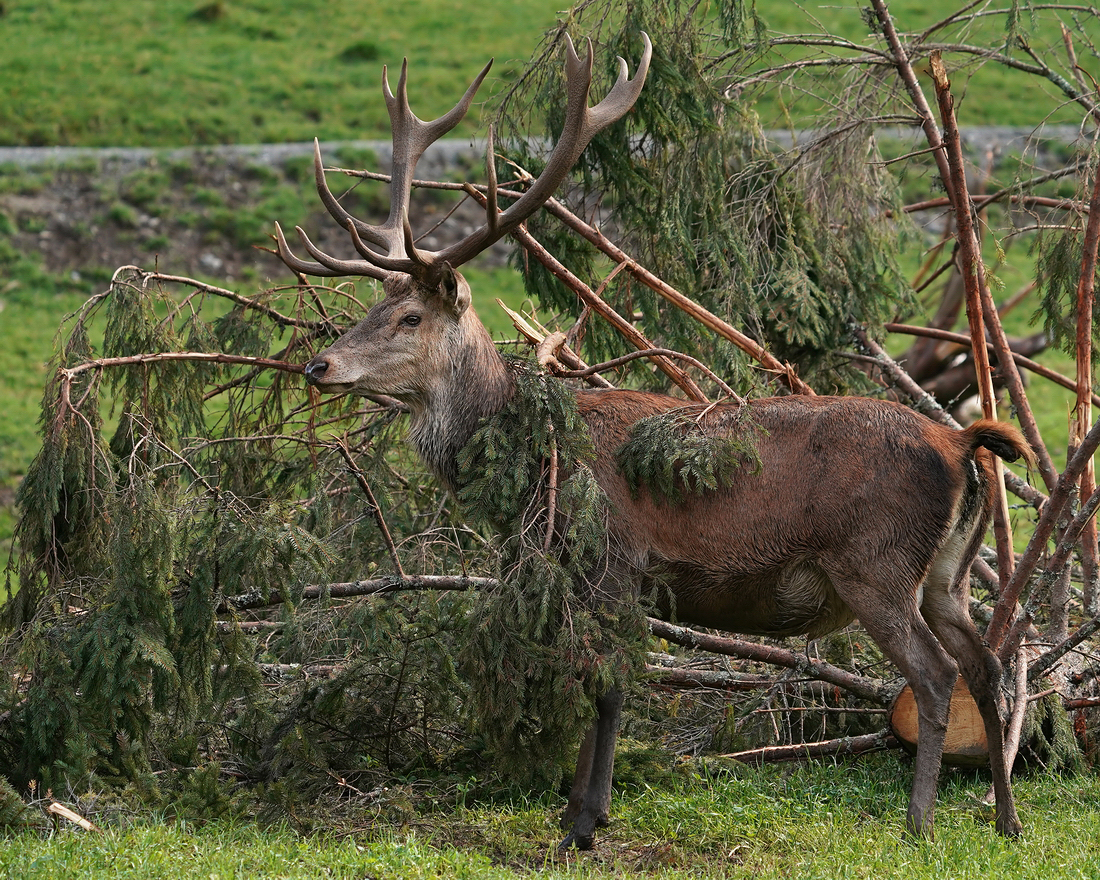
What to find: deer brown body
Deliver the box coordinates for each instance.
[277,35,1031,846]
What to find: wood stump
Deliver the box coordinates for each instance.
[889,676,990,767]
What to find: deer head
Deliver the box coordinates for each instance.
[275,33,652,401]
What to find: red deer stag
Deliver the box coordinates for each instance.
[274,34,1032,847]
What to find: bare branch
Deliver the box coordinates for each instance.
[115,268,326,330]
[990,432,1100,659]
[884,322,1100,408]
[60,351,303,383]
[722,731,899,764]
[536,194,816,395]
[493,200,711,402]
[225,574,494,612]
[647,618,891,705]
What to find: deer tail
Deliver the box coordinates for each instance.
[962,419,1038,468]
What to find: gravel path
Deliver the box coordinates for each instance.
[0,140,485,173]
[0,125,1090,170]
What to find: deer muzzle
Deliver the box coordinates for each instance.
[303,357,329,386]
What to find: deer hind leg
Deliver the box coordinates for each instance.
[920,586,1023,837]
[843,586,959,838]
[559,687,623,850]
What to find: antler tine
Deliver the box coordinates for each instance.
[434,32,652,271]
[274,37,648,284]
[386,57,494,145]
[274,221,390,281]
[484,123,499,238]
[274,221,339,278]
[312,139,389,250]
[576,31,651,134]
[344,213,434,276]
[295,225,393,279]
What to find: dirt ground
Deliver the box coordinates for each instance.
[0,141,512,287]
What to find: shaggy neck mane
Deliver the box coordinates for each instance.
[406,317,515,492]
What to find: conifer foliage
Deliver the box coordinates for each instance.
[2,267,476,813]
[616,407,761,505]
[457,364,648,779]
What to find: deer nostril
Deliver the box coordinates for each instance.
[304,359,329,384]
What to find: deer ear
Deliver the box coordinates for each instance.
[439,263,471,318]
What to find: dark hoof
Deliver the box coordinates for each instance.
[996,816,1023,838]
[558,830,594,851]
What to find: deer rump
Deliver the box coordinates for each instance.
[556,388,1030,848]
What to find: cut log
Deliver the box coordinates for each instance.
[889,677,989,767]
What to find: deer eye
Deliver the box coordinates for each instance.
[401,314,422,327]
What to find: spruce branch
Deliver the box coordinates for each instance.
[500,302,614,389]
[111,266,327,330]
[336,440,405,578]
[988,414,1100,653]
[999,479,1100,657]
[930,51,1020,590]
[509,223,708,401]
[996,648,1031,801]
[722,731,899,765]
[461,186,709,401]
[870,0,956,201]
[1030,611,1100,681]
[542,435,559,555]
[533,193,817,396]
[542,341,742,401]
[884,322,1100,408]
[59,352,303,381]
[1071,143,1100,613]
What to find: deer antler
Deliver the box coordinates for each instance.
[275,32,652,284]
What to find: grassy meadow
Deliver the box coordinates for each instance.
[0,0,1086,146]
[4,758,1100,878]
[0,0,561,146]
[2,0,1100,875]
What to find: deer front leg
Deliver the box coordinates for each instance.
[559,687,623,850]
[561,724,598,830]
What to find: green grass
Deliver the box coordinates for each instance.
[0,0,1091,148]
[3,759,1100,878]
[0,0,563,146]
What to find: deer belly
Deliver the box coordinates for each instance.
[654,557,856,639]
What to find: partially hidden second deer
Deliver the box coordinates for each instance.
[275,33,1033,847]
